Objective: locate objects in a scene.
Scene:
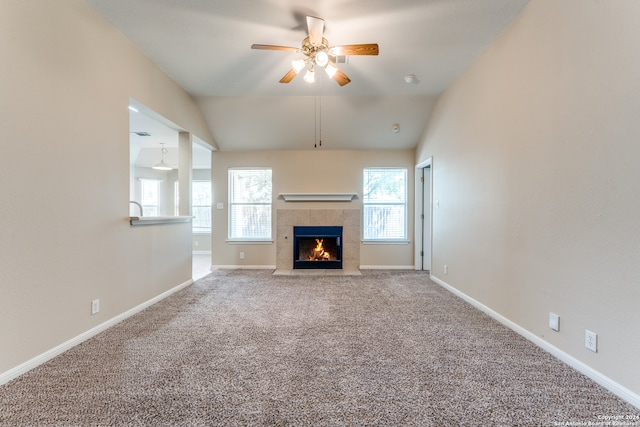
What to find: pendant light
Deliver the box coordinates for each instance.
[152,143,172,170]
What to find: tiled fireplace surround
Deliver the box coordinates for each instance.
[276,209,360,271]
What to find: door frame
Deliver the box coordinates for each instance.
[414,157,433,271]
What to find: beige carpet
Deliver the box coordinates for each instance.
[1,270,638,426]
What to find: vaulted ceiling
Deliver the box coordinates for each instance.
[87,0,530,151]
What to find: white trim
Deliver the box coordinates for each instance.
[430,274,640,410]
[129,216,192,226]
[279,193,357,202]
[225,240,273,245]
[0,279,193,386]
[362,240,410,245]
[414,157,433,271]
[415,160,431,169]
[192,250,212,255]
[211,265,277,270]
[360,265,416,270]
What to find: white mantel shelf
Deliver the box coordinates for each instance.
[279,193,357,202]
[129,216,192,226]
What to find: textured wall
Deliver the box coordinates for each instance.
[0,0,213,376]
[416,0,640,396]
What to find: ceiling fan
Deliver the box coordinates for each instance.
[251,16,379,86]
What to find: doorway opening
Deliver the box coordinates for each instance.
[415,157,432,271]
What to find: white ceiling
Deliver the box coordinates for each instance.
[89,0,530,151]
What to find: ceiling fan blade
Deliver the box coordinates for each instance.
[306,16,324,45]
[279,68,298,84]
[330,44,379,56]
[332,67,351,86]
[251,44,299,52]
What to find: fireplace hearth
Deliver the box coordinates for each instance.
[293,226,343,269]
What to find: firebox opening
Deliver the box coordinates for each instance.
[293,226,343,269]
[298,238,339,261]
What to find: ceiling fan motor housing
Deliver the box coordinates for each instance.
[302,37,330,65]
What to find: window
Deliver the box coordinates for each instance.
[174,181,180,216]
[192,181,212,234]
[228,169,272,240]
[363,168,407,240]
[174,181,212,233]
[140,178,160,216]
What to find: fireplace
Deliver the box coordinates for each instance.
[293,226,343,269]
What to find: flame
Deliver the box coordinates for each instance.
[309,238,331,261]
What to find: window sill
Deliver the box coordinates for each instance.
[226,239,273,245]
[129,216,192,226]
[362,240,410,245]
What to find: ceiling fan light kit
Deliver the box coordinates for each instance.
[292,59,306,73]
[315,51,329,67]
[324,63,338,78]
[251,15,378,87]
[304,68,315,83]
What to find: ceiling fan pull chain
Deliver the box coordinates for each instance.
[319,93,322,147]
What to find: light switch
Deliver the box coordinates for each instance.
[217,202,224,209]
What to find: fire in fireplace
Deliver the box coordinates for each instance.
[293,226,343,269]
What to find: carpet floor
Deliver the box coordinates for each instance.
[1,270,638,426]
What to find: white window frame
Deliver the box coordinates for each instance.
[140,178,161,217]
[174,181,180,216]
[228,168,272,242]
[191,180,212,234]
[174,180,212,234]
[362,167,408,242]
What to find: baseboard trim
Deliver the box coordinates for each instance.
[359,265,416,270]
[192,251,211,255]
[430,274,640,410]
[212,265,276,270]
[0,279,193,386]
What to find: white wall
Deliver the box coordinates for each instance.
[0,0,214,376]
[416,0,640,397]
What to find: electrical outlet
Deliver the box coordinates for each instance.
[549,312,560,332]
[443,264,448,275]
[240,251,245,260]
[585,330,597,352]
[91,299,100,315]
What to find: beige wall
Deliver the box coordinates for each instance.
[0,0,214,375]
[416,0,640,396]
[211,150,416,268]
